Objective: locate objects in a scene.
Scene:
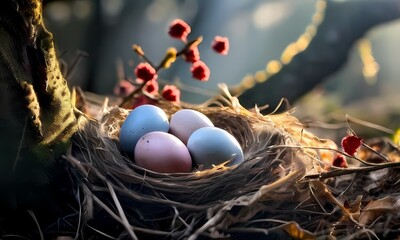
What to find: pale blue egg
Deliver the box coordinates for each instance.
[187,127,244,169]
[119,105,169,155]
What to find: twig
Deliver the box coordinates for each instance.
[346,114,395,135]
[74,189,82,240]
[132,44,155,68]
[303,162,400,181]
[267,144,391,167]
[188,209,225,240]
[28,210,44,240]
[85,225,117,239]
[105,181,138,240]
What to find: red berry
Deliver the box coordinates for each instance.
[332,154,348,168]
[190,61,210,81]
[134,62,157,82]
[183,46,200,63]
[144,79,159,95]
[212,36,229,55]
[341,135,363,156]
[162,85,180,103]
[168,19,191,41]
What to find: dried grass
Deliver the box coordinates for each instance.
[62,89,400,239]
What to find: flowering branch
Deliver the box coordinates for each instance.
[117,19,230,109]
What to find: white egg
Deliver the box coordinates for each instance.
[187,127,244,169]
[119,105,169,155]
[169,109,214,144]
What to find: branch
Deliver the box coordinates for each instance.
[237,0,400,112]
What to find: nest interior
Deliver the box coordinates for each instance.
[2,96,400,240]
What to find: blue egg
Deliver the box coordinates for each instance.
[187,127,244,169]
[119,105,169,155]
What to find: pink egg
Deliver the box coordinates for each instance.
[134,131,192,173]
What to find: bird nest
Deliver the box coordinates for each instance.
[57,90,400,240]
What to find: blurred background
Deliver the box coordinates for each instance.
[42,0,400,135]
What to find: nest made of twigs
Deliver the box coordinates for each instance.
[63,90,400,240]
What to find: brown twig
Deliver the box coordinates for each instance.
[303,162,400,181]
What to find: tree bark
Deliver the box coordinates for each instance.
[0,0,78,207]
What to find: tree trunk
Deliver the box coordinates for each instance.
[0,0,78,207]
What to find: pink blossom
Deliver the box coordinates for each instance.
[114,79,135,97]
[183,46,200,63]
[212,36,229,55]
[168,19,191,41]
[190,61,210,81]
[144,79,159,95]
[162,85,180,103]
[134,62,157,82]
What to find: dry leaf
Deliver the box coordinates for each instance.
[359,196,400,225]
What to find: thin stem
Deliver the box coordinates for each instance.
[119,82,147,107]
[176,36,203,56]
[132,44,156,69]
[303,161,400,181]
